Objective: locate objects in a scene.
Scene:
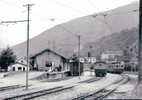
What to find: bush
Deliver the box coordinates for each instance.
[0,47,16,71]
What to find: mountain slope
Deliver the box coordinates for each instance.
[82,27,138,57]
[12,2,139,58]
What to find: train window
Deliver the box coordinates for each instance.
[99,64,102,66]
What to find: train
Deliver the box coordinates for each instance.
[93,61,124,77]
[93,61,108,77]
[107,61,124,74]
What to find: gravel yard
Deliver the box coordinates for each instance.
[0,71,123,100]
[106,73,138,99]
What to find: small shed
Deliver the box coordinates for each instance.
[69,59,83,76]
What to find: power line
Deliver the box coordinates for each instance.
[91,9,138,34]
[51,0,89,16]
[58,24,78,37]
[91,14,112,35]
[50,18,82,78]
[0,0,18,7]
[52,0,139,19]
[0,0,24,11]
[49,1,139,36]
[1,20,30,24]
[50,24,77,40]
[98,9,139,17]
[87,0,100,11]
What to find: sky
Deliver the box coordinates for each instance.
[0,0,139,48]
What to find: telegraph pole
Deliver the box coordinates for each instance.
[78,35,81,79]
[138,0,142,83]
[48,40,51,57]
[49,19,81,76]
[24,4,34,90]
[25,4,30,90]
[52,40,56,50]
[1,4,34,89]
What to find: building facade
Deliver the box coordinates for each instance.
[101,50,123,62]
[30,49,68,71]
[8,63,29,71]
[8,57,30,71]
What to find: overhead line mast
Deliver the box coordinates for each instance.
[1,4,34,90]
[23,4,34,90]
[138,0,142,83]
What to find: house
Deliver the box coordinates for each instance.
[30,48,68,71]
[8,63,29,71]
[101,50,123,62]
[8,57,30,71]
[16,57,27,65]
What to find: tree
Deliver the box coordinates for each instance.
[0,47,16,71]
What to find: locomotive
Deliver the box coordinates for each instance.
[93,61,108,77]
[92,60,124,77]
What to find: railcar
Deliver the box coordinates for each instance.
[94,61,107,77]
[107,61,124,74]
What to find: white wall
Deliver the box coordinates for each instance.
[8,63,29,71]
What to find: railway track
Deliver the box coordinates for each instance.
[3,74,127,100]
[72,75,129,100]
[0,85,26,92]
[4,85,75,100]
[3,76,101,100]
[79,77,101,83]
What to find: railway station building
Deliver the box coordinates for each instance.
[30,48,69,71]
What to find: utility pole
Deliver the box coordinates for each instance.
[52,40,56,51]
[78,35,81,79]
[49,19,82,76]
[1,4,34,90]
[24,4,34,90]
[88,45,92,57]
[48,40,51,58]
[138,0,142,83]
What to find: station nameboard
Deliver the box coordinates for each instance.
[79,57,96,63]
